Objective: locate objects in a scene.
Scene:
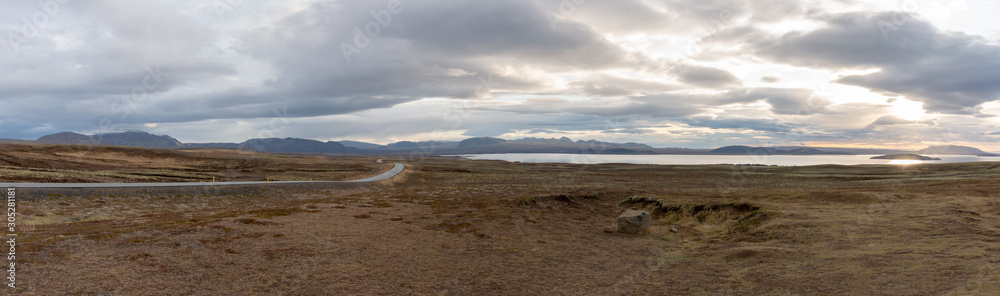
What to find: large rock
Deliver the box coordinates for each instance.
[617,210,651,234]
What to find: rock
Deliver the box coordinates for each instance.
[617,210,651,234]
[669,226,679,233]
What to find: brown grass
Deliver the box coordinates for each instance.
[0,143,395,183]
[9,151,1000,295]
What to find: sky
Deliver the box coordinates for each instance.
[1,0,999,150]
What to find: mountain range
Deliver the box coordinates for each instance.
[4,131,998,156]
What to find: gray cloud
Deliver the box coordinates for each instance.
[635,88,830,115]
[604,128,656,135]
[481,97,705,118]
[751,12,1000,114]
[382,0,633,70]
[1,0,998,151]
[554,0,673,35]
[671,65,742,88]
[684,116,795,133]
[568,74,679,97]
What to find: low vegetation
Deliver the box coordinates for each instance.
[0,143,389,182]
[9,145,1000,295]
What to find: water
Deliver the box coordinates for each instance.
[458,153,997,166]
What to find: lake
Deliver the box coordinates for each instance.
[458,153,998,166]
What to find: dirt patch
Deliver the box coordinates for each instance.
[619,196,772,234]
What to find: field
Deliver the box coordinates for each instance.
[0,143,389,183]
[7,144,1000,295]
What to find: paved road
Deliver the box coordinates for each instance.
[0,163,405,188]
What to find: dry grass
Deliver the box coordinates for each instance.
[0,143,394,182]
[9,152,1000,295]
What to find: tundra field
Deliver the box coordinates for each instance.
[5,144,1000,295]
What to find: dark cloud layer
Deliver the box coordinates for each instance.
[752,12,1000,114]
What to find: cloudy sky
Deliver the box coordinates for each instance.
[2,0,1000,150]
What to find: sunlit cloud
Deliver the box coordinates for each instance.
[0,0,997,150]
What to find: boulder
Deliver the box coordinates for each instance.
[617,210,651,234]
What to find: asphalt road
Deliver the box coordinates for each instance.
[0,163,405,188]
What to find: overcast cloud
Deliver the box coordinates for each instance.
[1,0,999,150]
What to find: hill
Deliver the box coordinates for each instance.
[711,146,779,154]
[918,145,988,155]
[95,131,183,148]
[185,142,240,149]
[711,146,848,155]
[458,137,508,148]
[36,132,94,144]
[510,137,575,144]
[871,154,941,160]
[778,146,911,155]
[0,143,379,182]
[23,131,996,156]
[239,138,357,153]
[338,140,385,150]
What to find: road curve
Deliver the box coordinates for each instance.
[0,163,405,188]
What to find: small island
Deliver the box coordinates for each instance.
[870,154,942,160]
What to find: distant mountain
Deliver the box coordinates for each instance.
[185,142,240,149]
[338,140,385,150]
[871,154,941,160]
[94,131,183,148]
[384,141,458,150]
[785,147,826,155]
[27,130,995,157]
[37,132,94,145]
[711,146,844,155]
[576,139,653,149]
[365,137,661,154]
[917,145,988,155]
[458,137,508,148]
[386,141,419,149]
[779,146,912,155]
[238,138,356,153]
[510,137,575,144]
[712,146,779,154]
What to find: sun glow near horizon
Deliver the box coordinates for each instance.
[889,99,931,121]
